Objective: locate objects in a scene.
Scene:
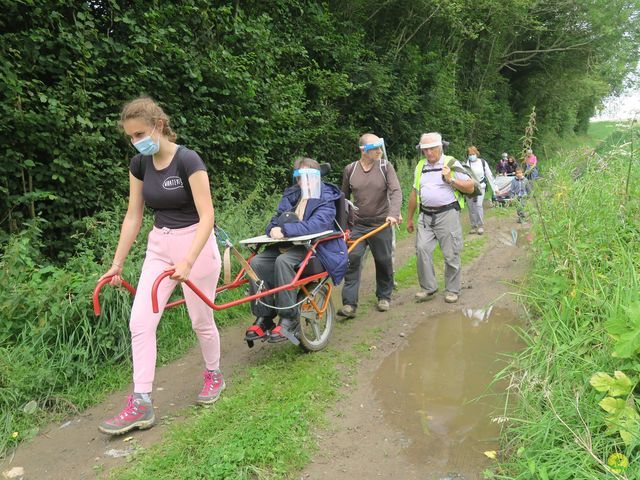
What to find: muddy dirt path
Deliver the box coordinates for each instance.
[3,212,528,480]
[302,214,528,480]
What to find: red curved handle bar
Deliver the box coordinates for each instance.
[92,276,136,316]
[151,271,216,313]
[93,274,187,316]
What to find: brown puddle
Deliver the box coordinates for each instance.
[372,307,521,478]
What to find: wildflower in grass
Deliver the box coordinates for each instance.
[11,432,18,439]
[607,452,629,473]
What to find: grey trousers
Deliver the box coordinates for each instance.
[342,223,394,307]
[467,187,486,228]
[248,245,307,320]
[416,209,463,294]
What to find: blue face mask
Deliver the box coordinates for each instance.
[468,154,477,162]
[132,126,160,156]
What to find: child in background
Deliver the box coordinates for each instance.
[509,166,532,222]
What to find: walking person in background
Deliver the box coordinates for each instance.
[464,146,496,235]
[496,152,509,176]
[509,166,532,222]
[407,132,474,304]
[98,97,224,435]
[524,148,539,180]
[338,133,402,318]
[506,154,518,175]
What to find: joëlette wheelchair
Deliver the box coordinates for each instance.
[93,179,389,353]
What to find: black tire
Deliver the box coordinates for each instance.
[297,283,334,352]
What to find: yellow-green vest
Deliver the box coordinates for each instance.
[413,156,465,209]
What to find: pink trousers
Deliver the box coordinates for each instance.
[130,224,221,393]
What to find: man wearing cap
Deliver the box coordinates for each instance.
[407,132,474,304]
[338,133,402,317]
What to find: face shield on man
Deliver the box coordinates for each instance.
[360,138,388,167]
[293,168,322,199]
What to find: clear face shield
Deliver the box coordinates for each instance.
[293,168,322,199]
[361,138,388,167]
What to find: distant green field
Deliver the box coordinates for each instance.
[587,120,619,144]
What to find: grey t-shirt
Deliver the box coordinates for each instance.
[129,146,207,228]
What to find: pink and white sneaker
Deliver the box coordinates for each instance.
[197,370,225,405]
[99,395,155,435]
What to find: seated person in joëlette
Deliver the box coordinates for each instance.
[245,157,348,344]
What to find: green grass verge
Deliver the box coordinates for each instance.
[488,123,640,479]
[111,347,351,480]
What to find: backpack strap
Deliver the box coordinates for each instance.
[348,160,388,186]
[414,157,466,209]
[347,161,358,186]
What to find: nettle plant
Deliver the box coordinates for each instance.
[590,299,640,449]
[590,370,639,448]
[605,300,640,360]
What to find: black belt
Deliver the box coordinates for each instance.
[420,201,460,215]
[420,201,459,228]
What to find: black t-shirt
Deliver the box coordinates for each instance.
[129,146,207,228]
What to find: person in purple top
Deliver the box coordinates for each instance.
[496,152,509,176]
[506,155,518,175]
[406,132,475,304]
[98,97,224,435]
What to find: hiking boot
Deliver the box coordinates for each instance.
[197,370,225,405]
[415,290,437,302]
[469,227,477,234]
[99,394,155,435]
[444,292,459,303]
[377,299,390,312]
[338,304,357,318]
[477,227,484,235]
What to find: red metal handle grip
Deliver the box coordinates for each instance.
[151,270,215,313]
[92,276,136,316]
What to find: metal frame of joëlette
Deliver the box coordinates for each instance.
[92,222,390,318]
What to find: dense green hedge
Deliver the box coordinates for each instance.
[2,0,638,257]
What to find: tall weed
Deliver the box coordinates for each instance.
[494,123,640,478]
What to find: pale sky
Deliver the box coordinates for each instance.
[593,67,640,121]
[594,89,640,121]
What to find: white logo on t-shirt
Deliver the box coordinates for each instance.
[162,176,184,190]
